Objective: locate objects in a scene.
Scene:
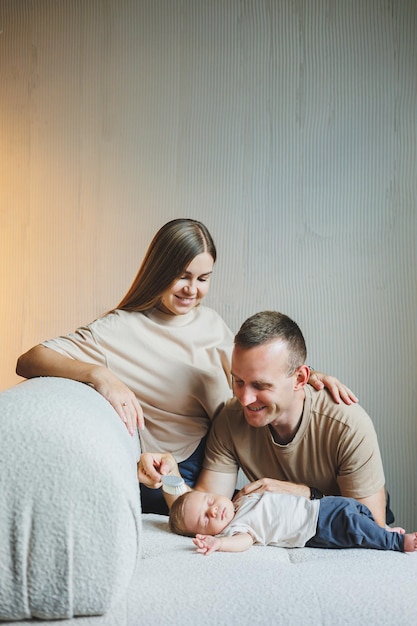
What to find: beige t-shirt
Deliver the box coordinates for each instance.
[220,492,320,547]
[43,306,233,461]
[204,385,385,499]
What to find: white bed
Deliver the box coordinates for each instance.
[1,378,416,625]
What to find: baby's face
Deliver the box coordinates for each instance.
[182,491,235,536]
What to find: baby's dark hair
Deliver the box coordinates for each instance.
[169,492,195,537]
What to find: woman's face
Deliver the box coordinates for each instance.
[158,252,214,316]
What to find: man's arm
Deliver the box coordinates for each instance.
[237,479,387,526]
[331,403,388,526]
[194,468,238,499]
[236,478,310,499]
[355,485,387,527]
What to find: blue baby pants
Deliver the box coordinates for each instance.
[305,496,404,551]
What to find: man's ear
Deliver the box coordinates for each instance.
[294,365,310,390]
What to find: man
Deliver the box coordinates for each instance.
[139,311,392,527]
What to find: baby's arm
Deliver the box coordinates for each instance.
[193,533,254,555]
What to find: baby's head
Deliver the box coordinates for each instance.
[169,490,235,537]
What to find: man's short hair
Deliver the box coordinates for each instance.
[234,311,307,375]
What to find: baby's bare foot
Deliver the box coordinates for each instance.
[403,532,417,552]
[389,526,405,534]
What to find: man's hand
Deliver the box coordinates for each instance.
[388,526,405,535]
[308,370,358,405]
[137,452,179,488]
[235,478,310,500]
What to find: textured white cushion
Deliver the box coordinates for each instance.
[7,513,417,626]
[0,377,141,621]
[133,515,417,625]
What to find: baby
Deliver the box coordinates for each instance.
[169,490,417,555]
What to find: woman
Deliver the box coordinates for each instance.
[16,218,355,514]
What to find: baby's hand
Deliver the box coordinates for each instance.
[193,534,221,556]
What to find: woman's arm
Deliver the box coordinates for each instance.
[16,345,144,434]
[193,532,254,555]
[308,370,358,405]
[137,452,190,509]
[17,344,99,381]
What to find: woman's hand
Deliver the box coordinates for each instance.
[16,346,144,435]
[137,452,179,488]
[90,366,144,435]
[308,370,358,405]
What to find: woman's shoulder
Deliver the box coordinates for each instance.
[197,307,234,342]
[87,309,146,331]
[197,305,232,327]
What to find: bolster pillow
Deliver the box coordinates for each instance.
[0,377,141,621]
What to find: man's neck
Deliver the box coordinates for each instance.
[268,395,305,445]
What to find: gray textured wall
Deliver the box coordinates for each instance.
[1,0,416,528]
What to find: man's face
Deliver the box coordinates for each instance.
[231,340,299,428]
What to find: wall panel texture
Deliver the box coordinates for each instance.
[1,0,416,528]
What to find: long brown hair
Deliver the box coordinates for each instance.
[116,219,216,312]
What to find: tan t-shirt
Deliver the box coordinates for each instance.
[43,306,233,461]
[204,385,385,499]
